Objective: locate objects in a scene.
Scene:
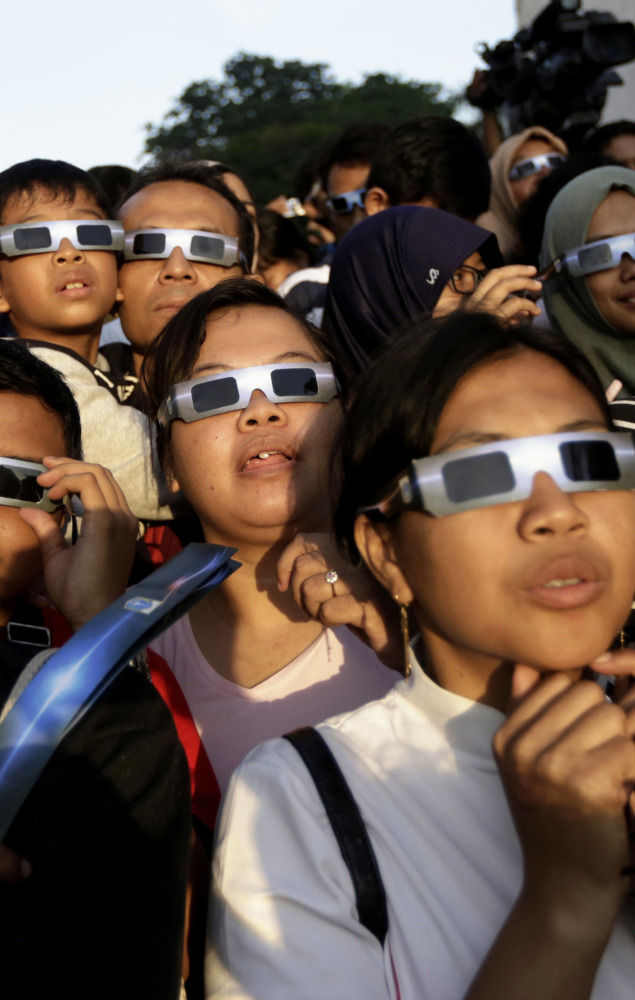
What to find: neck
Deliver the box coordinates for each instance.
[17,325,102,366]
[131,346,145,378]
[189,537,323,688]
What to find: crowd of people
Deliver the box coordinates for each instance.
[1,106,635,1000]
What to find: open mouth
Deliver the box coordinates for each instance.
[242,449,292,471]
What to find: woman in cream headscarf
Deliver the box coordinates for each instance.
[540,166,635,400]
[478,126,568,262]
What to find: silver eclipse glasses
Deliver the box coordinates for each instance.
[158,362,338,426]
[0,220,124,257]
[123,229,245,269]
[508,153,566,182]
[361,431,635,520]
[325,189,367,215]
[549,231,635,279]
[0,458,65,513]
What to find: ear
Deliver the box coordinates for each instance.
[0,276,11,315]
[114,284,124,303]
[354,515,414,606]
[364,187,391,216]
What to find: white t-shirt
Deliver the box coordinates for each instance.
[149,614,397,794]
[207,645,635,1000]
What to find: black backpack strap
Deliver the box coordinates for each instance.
[283,726,388,945]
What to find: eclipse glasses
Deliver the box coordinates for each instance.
[361,431,635,520]
[325,189,367,215]
[158,363,338,426]
[0,220,124,257]
[0,458,66,513]
[546,231,635,280]
[508,153,566,182]
[123,229,246,269]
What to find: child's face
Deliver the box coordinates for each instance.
[0,187,121,341]
[0,392,66,626]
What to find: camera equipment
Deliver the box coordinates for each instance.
[477,0,635,144]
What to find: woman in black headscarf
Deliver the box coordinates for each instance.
[323,205,542,384]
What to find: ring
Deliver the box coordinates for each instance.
[324,570,339,587]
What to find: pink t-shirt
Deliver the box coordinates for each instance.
[149,615,397,794]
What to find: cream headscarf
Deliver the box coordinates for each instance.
[478,126,568,262]
[540,166,635,396]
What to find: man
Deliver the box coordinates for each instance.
[279,123,388,326]
[115,159,256,376]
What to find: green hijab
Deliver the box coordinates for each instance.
[540,166,635,396]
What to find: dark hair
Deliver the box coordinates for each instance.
[142,277,338,469]
[366,116,490,220]
[0,159,112,223]
[256,209,313,270]
[0,339,82,459]
[320,122,391,190]
[583,120,635,154]
[117,158,255,271]
[88,164,137,212]
[518,151,618,267]
[334,311,612,560]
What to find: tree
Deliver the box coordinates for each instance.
[144,54,460,203]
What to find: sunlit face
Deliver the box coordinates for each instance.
[117,180,245,360]
[432,250,487,317]
[168,305,342,549]
[371,351,635,693]
[0,188,120,340]
[585,189,635,335]
[509,138,558,207]
[0,393,66,625]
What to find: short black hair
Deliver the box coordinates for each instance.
[366,116,490,220]
[321,122,391,190]
[0,159,112,223]
[333,311,611,561]
[117,158,255,271]
[0,339,82,459]
[256,209,313,270]
[583,120,635,154]
[88,164,137,213]
[142,277,338,470]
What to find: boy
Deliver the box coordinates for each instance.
[0,338,190,999]
[0,159,174,521]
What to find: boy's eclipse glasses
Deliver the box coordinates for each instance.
[545,231,635,280]
[123,229,246,269]
[508,153,566,182]
[158,363,338,426]
[361,431,635,520]
[325,189,366,215]
[0,458,65,513]
[0,220,123,257]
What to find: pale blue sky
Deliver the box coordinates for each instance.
[1,0,516,172]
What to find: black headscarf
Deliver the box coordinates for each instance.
[323,206,502,380]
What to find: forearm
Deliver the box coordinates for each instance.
[464,885,620,1000]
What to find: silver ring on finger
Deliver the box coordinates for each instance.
[324,569,339,595]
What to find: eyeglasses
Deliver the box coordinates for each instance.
[0,220,124,258]
[508,153,566,182]
[158,362,338,426]
[123,229,246,269]
[360,431,635,520]
[325,189,367,215]
[448,265,488,295]
[547,232,635,279]
[0,458,66,513]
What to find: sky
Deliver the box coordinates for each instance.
[0,0,517,173]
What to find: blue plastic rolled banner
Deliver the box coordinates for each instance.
[0,542,240,840]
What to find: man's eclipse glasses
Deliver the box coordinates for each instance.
[123,229,246,269]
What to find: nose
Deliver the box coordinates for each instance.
[517,471,589,541]
[236,389,288,429]
[54,237,85,264]
[158,246,197,283]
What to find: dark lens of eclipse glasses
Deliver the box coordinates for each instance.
[191,377,240,413]
[0,466,44,504]
[190,234,226,260]
[560,440,620,481]
[270,368,318,397]
[14,227,52,251]
[442,452,515,503]
[77,224,113,246]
